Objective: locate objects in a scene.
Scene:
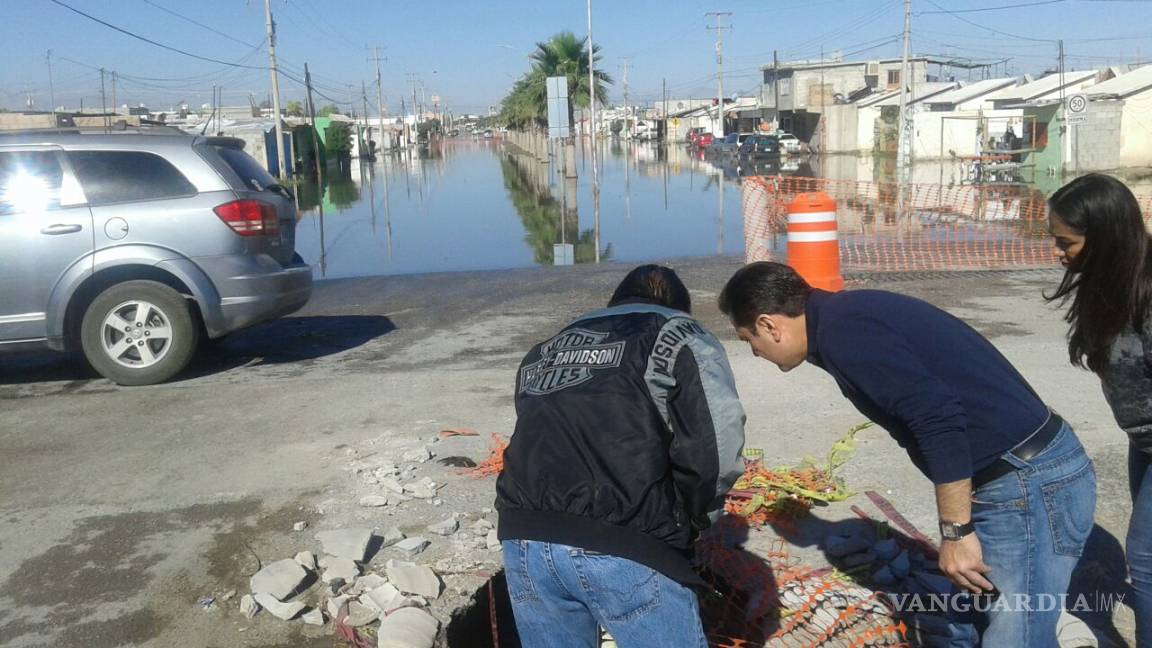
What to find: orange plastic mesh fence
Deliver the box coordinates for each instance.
[742,176,1152,272]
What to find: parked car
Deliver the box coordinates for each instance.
[708,132,757,158]
[739,134,781,158]
[777,132,802,154]
[695,132,715,148]
[0,131,312,385]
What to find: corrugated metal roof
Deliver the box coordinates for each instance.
[1086,65,1152,99]
[923,78,1018,105]
[866,82,960,107]
[986,70,1096,102]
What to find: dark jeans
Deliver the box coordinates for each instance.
[1128,445,1152,646]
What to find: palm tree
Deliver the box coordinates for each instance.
[499,31,613,131]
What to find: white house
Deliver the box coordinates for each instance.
[1085,65,1152,168]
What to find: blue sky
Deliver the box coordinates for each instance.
[2,0,1150,115]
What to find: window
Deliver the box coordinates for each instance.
[213,145,276,192]
[67,151,196,206]
[887,70,901,88]
[0,151,63,216]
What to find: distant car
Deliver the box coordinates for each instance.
[709,132,755,157]
[777,133,801,154]
[739,134,781,158]
[696,132,715,148]
[0,131,312,385]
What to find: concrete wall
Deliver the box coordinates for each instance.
[1120,93,1152,167]
[1068,99,1123,172]
[912,109,1023,159]
[857,106,882,153]
[820,104,860,153]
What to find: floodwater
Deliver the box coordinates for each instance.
[289,138,1151,279]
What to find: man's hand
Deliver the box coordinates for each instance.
[938,533,994,594]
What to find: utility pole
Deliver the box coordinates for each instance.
[662,77,667,141]
[773,50,780,131]
[706,11,731,138]
[46,50,56,119]
[263,0,288,179]
[111,71,118,115]
[99,67,108,132]
[619,58,631,138]
[367,47,388,151]
[361,80,372,153]
[587,0,600,263]
[895,0,913,178]
[304,63,323,185]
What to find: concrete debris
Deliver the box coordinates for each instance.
[293,521,309,532]
[380,477,406,495]
[240,593,261,619]
[320,556,361,584]
[253,592,307,621]
[486,529,500,551]
[326,594,350,618]
[427,518,458,536]
[294,551,317,571]
[356,573,389,591]
[470,519,494,533]
[386,564,442,599]
[381,526,406,548]
[219,589,237,601]
[344,600,381,627]
[395,536,431,557]
[302,608,325,626]
[250,559,309,601]
[363,583,417,615]
[317,528,375,562]
[327,578,347,595]
[377,607,439,648]
[386,559,417,569]
[402,447,432,463]
[359,495,391,507]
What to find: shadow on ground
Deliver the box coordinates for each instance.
[0,315,394,386]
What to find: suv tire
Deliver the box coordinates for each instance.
[80,280,199,386]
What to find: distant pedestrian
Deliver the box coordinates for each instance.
[1047,173,1152,646]
[719,262,1096,647]
[496,265,746,648]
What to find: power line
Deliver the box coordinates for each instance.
[140,0,259,48]
[48,0,269,69]
[922,0,1057,42]
[919,0,1064,13]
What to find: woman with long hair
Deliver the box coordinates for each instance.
[1047,173,1152,645]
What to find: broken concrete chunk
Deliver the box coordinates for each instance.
[317,528,375,562]
[293,521,309,532]
[294,551,318,571]
[253,592,307,620]
[345,600,381,627]
[326,594,350,618]
[394,536,430,558]
[321,556,361,584]
[402,447,432,463]
[471,519,495,532]
[386,564,442,599]
[363,583,415,615]
[427,518,458,536]
[377,607,439,648]
[250,559,309,601]
[240,593,261,618]
[302,608,325,626]
[359,495,391,507]
[407,485,436,499]
[381,527,406,548]
[356,573,388,591]
[380,477,406,495]
[386,559,417,569]
[486,529,500,551]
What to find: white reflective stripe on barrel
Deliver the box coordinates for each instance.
[787,211,837,224]
[787,230,839,243]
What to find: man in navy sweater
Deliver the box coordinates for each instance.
[719,262,1096,647]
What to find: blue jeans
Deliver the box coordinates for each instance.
[1128,445,1152,647]
[949,422,1097,647]
[501,540,707,648]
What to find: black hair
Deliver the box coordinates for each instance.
[608,265,692,313]
[1046,173,1152,372]
[718,262,813,328]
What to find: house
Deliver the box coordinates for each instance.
[851,82,959,154]
[922,78,1018,112]
[986,70,1099,109]
[913,78,1021,159]
[1083,64,1152,168]
[760,57,934,142]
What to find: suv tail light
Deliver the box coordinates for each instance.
[213,199,280,236]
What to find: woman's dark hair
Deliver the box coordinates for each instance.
[1046,173,1152,372]
[608,265,692,313]
[718,262,813,328]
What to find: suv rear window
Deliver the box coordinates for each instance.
[0,150,63,215]
[67,151,196,206]
[213,145,276,192]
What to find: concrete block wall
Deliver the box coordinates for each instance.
[1070,100,1123,172]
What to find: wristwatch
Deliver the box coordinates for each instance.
[939,520,976,541]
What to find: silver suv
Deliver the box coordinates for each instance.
[0,131,312,385]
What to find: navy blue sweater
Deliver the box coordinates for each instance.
[806,289,1050,484]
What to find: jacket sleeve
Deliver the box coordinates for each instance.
[662,328,747,530]
[823,316,971,484]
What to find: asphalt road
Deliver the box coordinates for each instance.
[0,259,1137,646]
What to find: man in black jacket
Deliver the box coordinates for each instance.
[718,262,1096,647]
[496,265,746,648]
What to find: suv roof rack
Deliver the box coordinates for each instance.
[0,124,190,137]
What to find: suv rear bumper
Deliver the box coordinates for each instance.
[162,253,313,338]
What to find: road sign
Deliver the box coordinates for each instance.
[1066,94,1088,115]
[1067,114,1088,125]
[546,76,570,139]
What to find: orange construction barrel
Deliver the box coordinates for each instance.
[787,191,844,292]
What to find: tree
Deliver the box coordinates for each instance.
[318,104,339,118]
[498,31,612,131]
[324,122,353,156]
[286,100,304,117]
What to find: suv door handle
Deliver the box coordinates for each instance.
[40,224,83,235]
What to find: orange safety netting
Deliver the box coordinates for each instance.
[463,433,509,478]
[742,176,1152,272]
